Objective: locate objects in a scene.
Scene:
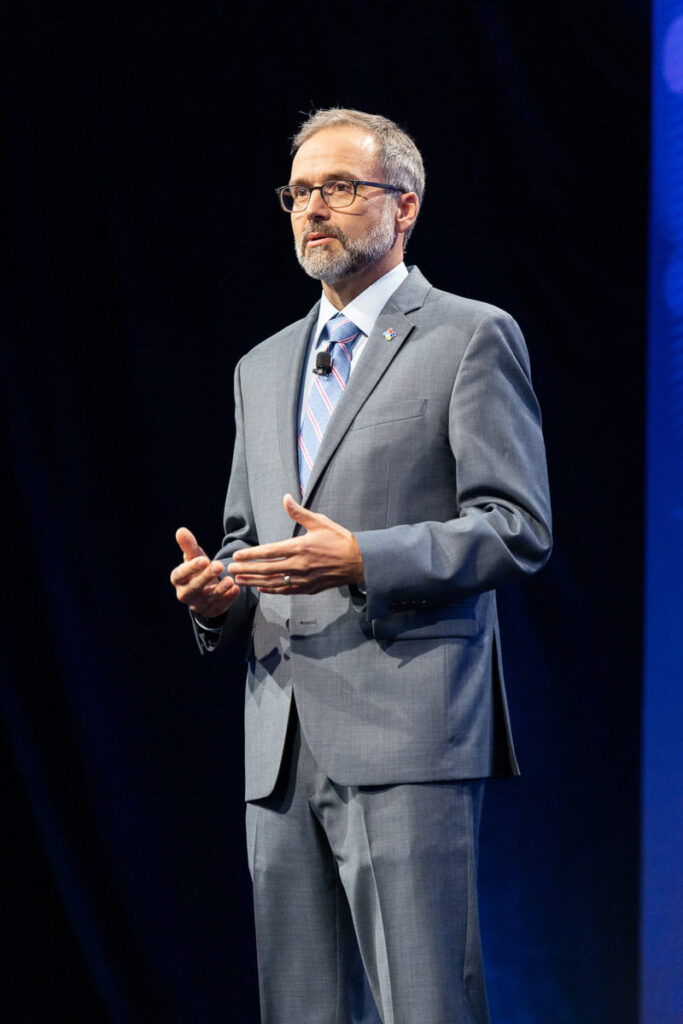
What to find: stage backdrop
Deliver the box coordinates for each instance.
[1,2,648,1022]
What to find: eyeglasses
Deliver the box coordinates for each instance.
[276,179,404,213]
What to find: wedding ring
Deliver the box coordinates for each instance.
[283,575,291,585]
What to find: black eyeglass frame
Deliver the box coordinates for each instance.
[275,179,405,212]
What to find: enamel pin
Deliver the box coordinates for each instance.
[382,328,397,341]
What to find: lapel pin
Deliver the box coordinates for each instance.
[382,328,397,341]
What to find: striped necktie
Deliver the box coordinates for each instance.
[298,312,361,494]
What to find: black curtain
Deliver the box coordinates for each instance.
[1,3,648,1021]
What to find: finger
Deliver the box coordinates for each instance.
[231,541,298,565]
[230,572,286,587]
[176,527,206,561]
[229,557,297,574]
[257,579,320,595]
[170,555,209,586]
[283,493,329,531]
[178,573,229,610]
[243,569,316,590]
[171,558,224,591]
[202,575,237,601]
[229,557,301,581]
[199,581,241,616]
[255,579,297,594]
[233,577,290,590]
[213,574,237,595]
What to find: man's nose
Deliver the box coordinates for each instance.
[306,188,330,218]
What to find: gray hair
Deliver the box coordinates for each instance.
[291,108,425,245]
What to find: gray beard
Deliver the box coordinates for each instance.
[295,204,398,284]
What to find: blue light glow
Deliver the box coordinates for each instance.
[663,15,683,93]
[642,3,683,1021]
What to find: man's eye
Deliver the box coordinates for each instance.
[327,181,354,194]
[293,187,310,199]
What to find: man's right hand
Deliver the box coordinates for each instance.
[170,527,240,621]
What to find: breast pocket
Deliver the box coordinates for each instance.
[349,398,427,432]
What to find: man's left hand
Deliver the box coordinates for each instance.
[228,494,364,595]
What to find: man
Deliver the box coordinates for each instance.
[171,108,551,1024]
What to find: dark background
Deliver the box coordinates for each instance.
[1,2,648,1022]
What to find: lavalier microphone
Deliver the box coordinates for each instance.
[313,351,332,376]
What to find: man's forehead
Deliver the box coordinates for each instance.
[291,126,379,175]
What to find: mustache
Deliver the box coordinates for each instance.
[300,223,346,251]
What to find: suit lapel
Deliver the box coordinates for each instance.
[275,303,320,500]
[301,267,432,507]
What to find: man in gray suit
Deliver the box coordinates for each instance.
[171,108,551,1023]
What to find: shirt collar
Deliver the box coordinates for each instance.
[314,262,409,345]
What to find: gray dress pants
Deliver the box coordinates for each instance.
[246,706,490,1024]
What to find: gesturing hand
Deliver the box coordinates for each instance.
[170,527,240,619]
[228,494,364,595]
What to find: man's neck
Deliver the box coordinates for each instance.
[321,250,404,310]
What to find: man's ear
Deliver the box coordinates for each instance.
[396,191,420,238]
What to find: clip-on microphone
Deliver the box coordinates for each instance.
[313,350,332,376]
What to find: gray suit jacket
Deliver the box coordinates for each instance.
[200,267,551,801]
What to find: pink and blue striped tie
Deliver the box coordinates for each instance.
[298,312,361,494]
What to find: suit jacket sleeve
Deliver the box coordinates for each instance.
[354,311,552,620]
[191,356,260,652]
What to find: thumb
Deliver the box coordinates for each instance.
[176,526,207,561]
[283,493,326,531]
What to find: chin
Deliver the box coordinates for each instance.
[303,248,375,283]
[300,254,347,282]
